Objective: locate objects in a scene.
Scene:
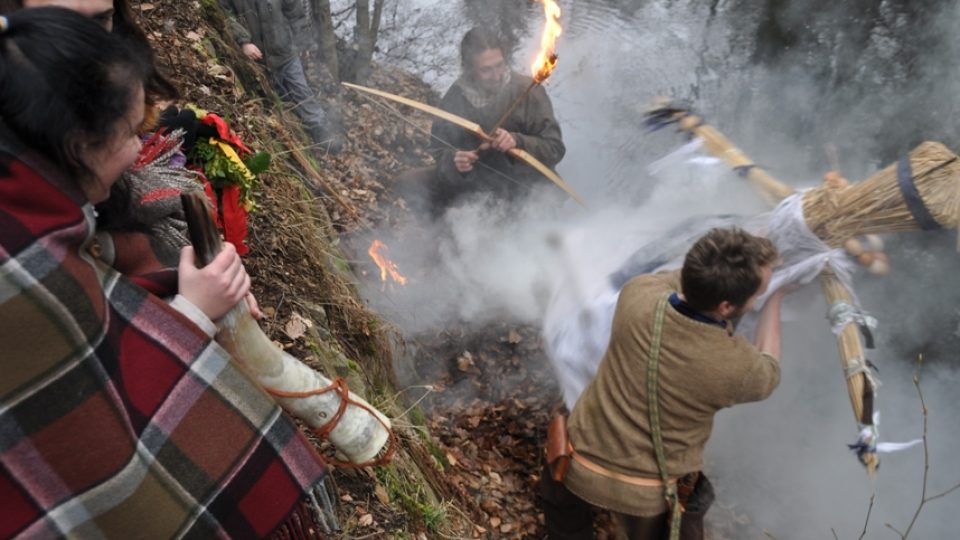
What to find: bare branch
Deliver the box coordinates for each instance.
[926,482,960,503]
[879,355,960,539]
[857,493,875,540]
[885,522,905,538]
[899,359,930,538]
[370,0,384,40]
[332,3,354,18]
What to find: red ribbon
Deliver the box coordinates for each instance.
[200,113,252,155]
[221,184,249,256]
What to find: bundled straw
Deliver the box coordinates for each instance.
[821,268,880,475]
[803,141,960,246]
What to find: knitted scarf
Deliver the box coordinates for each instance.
[454,69,512,110]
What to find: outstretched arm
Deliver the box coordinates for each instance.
[754,288,785,359]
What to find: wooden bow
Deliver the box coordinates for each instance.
[343,82,588,208]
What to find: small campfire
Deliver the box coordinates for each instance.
[368,239,408,286]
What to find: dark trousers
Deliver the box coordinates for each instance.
[394,165,495,220]
[270,57,328,136]
[540,461,715,540]
[394,166,446,220]
[394,165,564,221]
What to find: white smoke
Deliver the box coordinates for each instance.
[355,1,960,536]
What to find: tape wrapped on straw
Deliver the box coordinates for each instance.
[802,141,960,247]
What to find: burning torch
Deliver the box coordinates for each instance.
[483,0,562,142]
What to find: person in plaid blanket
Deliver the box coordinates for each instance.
[0,8,329,539]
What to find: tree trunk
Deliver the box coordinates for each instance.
[353,0,384,84]
[311,0,340,82]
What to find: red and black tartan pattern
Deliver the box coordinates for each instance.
[0,135,325,539]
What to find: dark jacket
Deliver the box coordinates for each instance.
[428,72,566,204]
[220,0,304,69]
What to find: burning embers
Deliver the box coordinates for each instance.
[368,240,407,286]
[531,0,562,83]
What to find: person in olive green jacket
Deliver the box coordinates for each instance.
[398,27,566,218]
[220,0,343,153]
[542,227,788,540]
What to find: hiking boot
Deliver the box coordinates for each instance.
[309,125,345,155]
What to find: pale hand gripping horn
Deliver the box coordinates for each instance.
[182,191,392,465]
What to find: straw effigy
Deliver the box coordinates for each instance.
[802,141,960,247]
[643,101,960,475]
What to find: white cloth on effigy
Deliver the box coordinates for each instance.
[543,142,861,410]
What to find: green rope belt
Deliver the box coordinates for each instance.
[646,292,682,540]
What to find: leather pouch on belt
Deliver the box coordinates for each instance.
[546,413,571,482]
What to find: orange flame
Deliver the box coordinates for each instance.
[531,0,562,83]
[368,240,407,286]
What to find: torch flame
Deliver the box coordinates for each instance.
[368,240,407,286]
[531,0,562,83]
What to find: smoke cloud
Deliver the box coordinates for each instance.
[353,0,960,536]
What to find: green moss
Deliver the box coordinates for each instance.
[407,405,427,428]
[424,438,447,471]
[198,0,219,12]
[306,341,324,357]
[198,0,229,34]
[374,465,447,532]
[421,503,447,533]
[327,252,353,276]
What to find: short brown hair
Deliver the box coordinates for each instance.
[680,227,778,311]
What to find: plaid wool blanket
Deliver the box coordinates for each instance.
[0,129,327,539]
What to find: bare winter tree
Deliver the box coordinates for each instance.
[353,0,385,83]
[309,0,340,82]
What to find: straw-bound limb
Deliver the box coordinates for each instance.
[644,100,794,204]
[803,141,960,246]
[821,268,880,475]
